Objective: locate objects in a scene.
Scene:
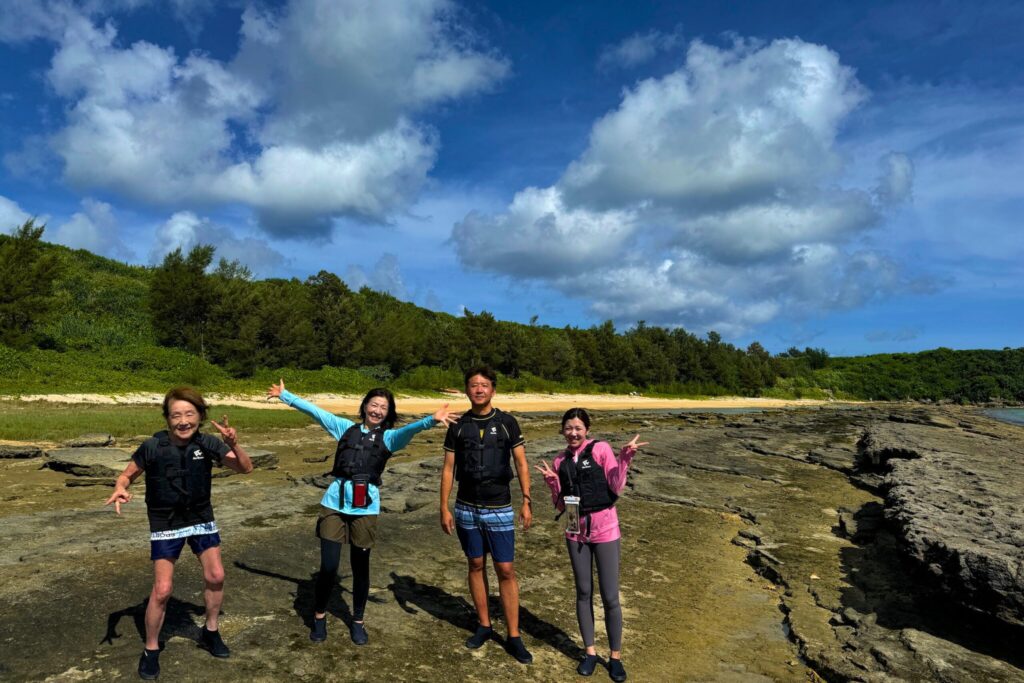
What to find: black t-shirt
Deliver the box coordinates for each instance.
[444,408,524,507]
[132,431,229,531]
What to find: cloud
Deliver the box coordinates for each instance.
[151,211,287,277]
[597,28,683,70]
[452,186,639,277]
[345,252,407,299]
[0,195,32,233]
[49,198,127,256]
[15,0,508,238]
[454,38,916,335]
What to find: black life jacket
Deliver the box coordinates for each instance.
[331,424,391,485]
[453,410,513,484]
[558,441,617,514]
[144,431,215,528]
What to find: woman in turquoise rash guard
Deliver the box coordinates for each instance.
[268,379,455,645]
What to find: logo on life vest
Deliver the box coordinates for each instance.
[192,449,204,460]
[579,459,592,469]
[490,426,497,435]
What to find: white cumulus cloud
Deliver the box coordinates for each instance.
[0,195,33,234]
[454,38,914,335]
[13,0,508,238]
[151,211,287,277]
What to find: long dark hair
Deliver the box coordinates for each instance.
[359,388,398,430]
[560,407,591,430]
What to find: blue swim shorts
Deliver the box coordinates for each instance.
[150,532,221,561]
[455,502,515,563]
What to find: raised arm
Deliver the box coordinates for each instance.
[268,378,353,439]
[383,402,454,452]
[534,454,564,510]
[211,416,254,474]
[603,434,647,493]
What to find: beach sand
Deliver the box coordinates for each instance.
[11,391,834,413]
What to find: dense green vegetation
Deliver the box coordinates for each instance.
[0,222,1021,403]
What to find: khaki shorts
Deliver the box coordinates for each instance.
[315,506,378,548]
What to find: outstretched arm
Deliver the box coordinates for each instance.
[268,378,353,439]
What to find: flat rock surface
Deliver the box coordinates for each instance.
[44,447,133,477]
[63,433,115,447]
[0,444,44,459]
[1,404,1022,682]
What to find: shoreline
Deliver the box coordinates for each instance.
[4,392,838,413]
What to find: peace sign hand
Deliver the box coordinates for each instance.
[534,459,557,480]
[433,403,456,427]
[267,378,285,399]
[623,434,648,453]
[211,415,238,448]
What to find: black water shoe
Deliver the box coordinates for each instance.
[310,616,327,642]
[200,626,230,658]
[464,624,493,649]
[506,636,533,664]
[608,658,627,682]
[138,648,160,680]
[577,653,599,676]
[350,621,368,646]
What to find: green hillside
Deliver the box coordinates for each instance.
[1,223,1021,402]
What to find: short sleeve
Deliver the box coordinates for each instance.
[199,433,230,463]
[131,441,150,470]
[503,413,524,448]
[443,422,459,452]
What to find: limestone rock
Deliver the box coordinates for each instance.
[62,433,115,448]
[0,444,44,459]
[43,448,132,477]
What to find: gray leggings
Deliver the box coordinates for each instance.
[566,537,622,651]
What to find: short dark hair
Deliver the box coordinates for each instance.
[359,388,398,430]
[163,386,208,421]
[464,365,497,388]
[561,407,591,430]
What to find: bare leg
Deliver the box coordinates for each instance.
[145,559,176,650]
[493,560,520,637]
[197,546,226,630]
[466,556,491,627]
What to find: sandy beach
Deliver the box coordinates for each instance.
[9,392,833,413]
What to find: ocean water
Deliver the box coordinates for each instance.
[985,408,1024,426]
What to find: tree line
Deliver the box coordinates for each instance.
[3,222,1022,402]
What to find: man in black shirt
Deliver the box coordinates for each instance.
[440,365,533,664]
[106,387,253,680]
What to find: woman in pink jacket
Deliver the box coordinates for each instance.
[536,408,646,681]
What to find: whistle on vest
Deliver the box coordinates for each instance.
[563,496,581,534]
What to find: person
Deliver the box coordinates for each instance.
[268,379,454,645]
[440,365,534,664]
[535,408,646,682]
[105,387,254,681]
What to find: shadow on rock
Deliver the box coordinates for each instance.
[839,502,1024,670]
[235,561,354,629]
[388,572,583,661]
[102,596,204,646]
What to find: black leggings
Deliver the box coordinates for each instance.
[314,539,371,621]
[566,537,622,651]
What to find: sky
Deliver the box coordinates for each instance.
[1,0,1021,356]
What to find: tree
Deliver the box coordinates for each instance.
[148,245,216,357]
[0,220,64,349]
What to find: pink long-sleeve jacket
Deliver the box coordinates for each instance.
[543,438,636,544]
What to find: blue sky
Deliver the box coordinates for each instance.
[1,0,1021,356]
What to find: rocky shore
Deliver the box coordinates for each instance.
[0,403,1021,681]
